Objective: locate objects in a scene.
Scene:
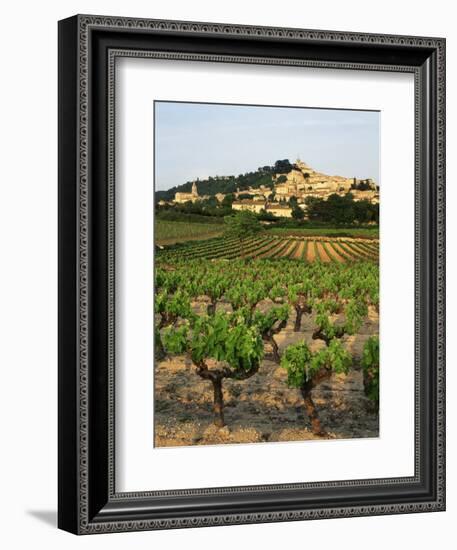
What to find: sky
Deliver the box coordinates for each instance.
[154,101,380,191]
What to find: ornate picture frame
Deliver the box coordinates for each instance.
[58,14,445,534]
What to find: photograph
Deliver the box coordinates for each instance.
[51,5,446,539]
[154,101,380,447]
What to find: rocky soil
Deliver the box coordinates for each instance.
[155,305,379,448]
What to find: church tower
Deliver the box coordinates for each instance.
[192,181,198,196]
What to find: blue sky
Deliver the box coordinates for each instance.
[154,101,379,191]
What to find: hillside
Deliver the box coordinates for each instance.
[155,159,293,200]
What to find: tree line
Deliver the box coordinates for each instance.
[156,190,379,226]
[304,193,379,224]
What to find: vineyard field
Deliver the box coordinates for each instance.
[269,226,379,239]
[155,219,224,245]
[155,256,380,447]
[153,102,381,448]
[158,234,379,263]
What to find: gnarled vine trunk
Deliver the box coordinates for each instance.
[265,319,287,363]
[293,303,311,332]
[155,333,166,361]
[270,336,280,363]
[194,360,260,428]
[312,326,345,345]
[207,301,217,316]
[210,377,225,427]
[300,388,325,435]
[159,312,177,329]
[294,306,304,332]
[300,368,332,436]
[194,362,226,427]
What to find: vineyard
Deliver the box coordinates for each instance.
[268,226,379,239]
[154,253,380,447]
[155,219,224,245]
[157,234,379,263]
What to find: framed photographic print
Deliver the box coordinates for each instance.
[58,14,446,534]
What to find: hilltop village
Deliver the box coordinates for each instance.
[158,158,379,219]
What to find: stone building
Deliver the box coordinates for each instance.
[231,199,266,214]
[274,158,354,200]
[175,181,201,204]
[351,189,380,204]
[265,204,293,218]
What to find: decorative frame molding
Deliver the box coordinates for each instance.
[58,14,445,534]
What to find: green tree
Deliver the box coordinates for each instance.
[362,336,379,406]
[154,289,194,361]
[281,294,369,435]
[252,305,289,363]
[291,205,305,221]
[221,193,235,208]
[369,202,379,224]
[288,195,298,207]
[281,340,351,435]
[353,199,371,224]
[202,196,218,208]
[288,282,313,332]
[274,159,293,173]
[257,209,277,221]
[223,210,263,258]
[305,193,359,224]
[162,313,264,427]
[312,298,367,345]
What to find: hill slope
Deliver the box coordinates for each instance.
[155,159,293,200]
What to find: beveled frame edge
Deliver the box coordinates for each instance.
[58,14,445,535]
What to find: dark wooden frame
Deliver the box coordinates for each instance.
[58,14,446,534]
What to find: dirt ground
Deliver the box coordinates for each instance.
[155,304,379,448]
